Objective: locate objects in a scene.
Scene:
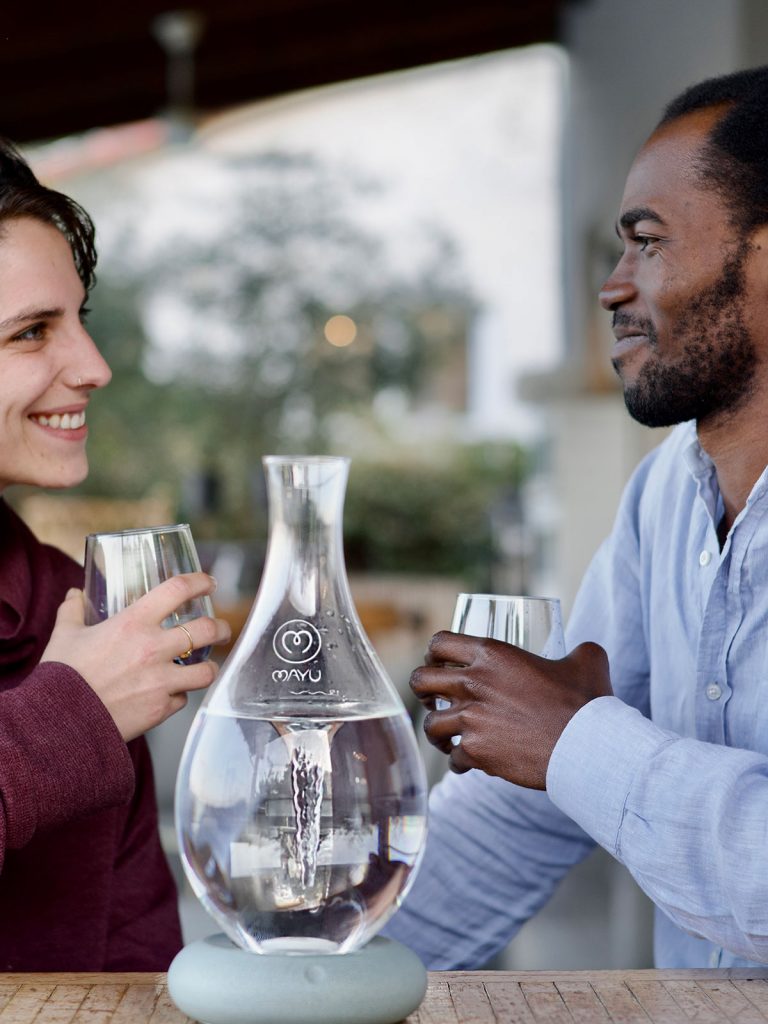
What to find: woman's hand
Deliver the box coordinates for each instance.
[410,632,612,789]
[41,573,231,742]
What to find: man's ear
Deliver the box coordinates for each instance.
[749,224,768,277]
[744,224,768,304]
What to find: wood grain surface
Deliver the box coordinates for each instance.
[1,969,767,1022]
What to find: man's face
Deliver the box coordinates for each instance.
[600,109,765,429]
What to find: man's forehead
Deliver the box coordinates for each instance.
[619,109,725,213]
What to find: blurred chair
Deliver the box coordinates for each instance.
[17,492,174,563]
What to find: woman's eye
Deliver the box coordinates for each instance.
[11,322,46,342]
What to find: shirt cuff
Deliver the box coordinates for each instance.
[545,695,676,856]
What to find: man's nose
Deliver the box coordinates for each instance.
[599,257,636,311]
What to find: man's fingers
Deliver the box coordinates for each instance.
[410,663,465,703]
[425,630,489,667]
[423,705,464,746]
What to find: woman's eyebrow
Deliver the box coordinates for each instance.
[0,307,63,331]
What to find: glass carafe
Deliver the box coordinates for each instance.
[175,456,428,955]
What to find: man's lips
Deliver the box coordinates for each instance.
[612,329,650,358]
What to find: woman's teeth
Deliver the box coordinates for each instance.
[32,411,86,429]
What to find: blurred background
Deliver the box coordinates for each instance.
[5,0,767,970]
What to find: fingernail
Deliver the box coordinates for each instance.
[65,588,81,600]
[207,574,218,592]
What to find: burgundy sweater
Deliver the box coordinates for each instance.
[0,499,182,970]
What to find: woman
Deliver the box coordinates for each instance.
[0,139,230,969]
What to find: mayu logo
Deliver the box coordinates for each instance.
[272,620,323,664]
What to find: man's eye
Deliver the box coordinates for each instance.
[635,234,656,251]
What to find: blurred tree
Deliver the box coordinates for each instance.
[343,443,528,586]
[73,148,528,587]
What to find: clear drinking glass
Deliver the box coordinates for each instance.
[438,594,565,733]
[451,593,565,657]
[83,523,214,664]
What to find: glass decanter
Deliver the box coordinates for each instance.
[175,456,428,956]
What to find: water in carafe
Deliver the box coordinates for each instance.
[175,457,428,955]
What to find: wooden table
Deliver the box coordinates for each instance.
[2,969,768,1022]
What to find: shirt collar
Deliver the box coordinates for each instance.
[680,421,768,535]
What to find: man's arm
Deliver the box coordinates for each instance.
[383,767,596,968]
[388,443,658,968]
[548,696,768,963]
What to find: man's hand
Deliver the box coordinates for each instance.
[410,632,612,789]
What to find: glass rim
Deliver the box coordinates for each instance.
[262,455,350,466]
[456,593,560,605]
[85,523,191,541]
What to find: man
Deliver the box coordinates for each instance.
[385,66,768,970]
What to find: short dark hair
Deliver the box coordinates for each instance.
[0,136,97,291]
[658,66,768,230]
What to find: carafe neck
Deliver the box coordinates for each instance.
[262,457,350,618]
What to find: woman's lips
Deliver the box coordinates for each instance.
[29,409,88,439]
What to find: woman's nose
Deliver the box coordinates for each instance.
[69,327,112,390]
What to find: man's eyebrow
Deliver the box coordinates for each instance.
[0,307,63,332]
[616,207,667,234]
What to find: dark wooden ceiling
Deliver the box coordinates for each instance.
[0,1,566,143]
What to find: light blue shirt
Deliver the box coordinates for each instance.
[385,421,768,969]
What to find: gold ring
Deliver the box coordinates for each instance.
[176,623,194,660]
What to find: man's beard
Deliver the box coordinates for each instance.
[612,245,757,428]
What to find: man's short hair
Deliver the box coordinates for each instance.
[658,66,768,231]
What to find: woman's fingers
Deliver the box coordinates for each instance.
[165,616,231,660]
[130,572,217,624]
[169,659,219,695]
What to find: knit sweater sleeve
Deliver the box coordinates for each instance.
[0,660,135,867]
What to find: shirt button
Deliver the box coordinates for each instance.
[699,550,712,567]
[706,683,722,701]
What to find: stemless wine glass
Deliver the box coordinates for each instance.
[83,523,214,664]
[438,594,566,739]
[451,593,565,657]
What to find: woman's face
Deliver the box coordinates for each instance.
[0,217,111,493]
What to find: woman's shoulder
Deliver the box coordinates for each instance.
[0,498,83,603]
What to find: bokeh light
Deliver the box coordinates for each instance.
[324,314,358,347]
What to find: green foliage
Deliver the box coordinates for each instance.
[343,444,527,585]
[71,148,528,575]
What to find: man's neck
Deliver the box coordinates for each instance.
[698,407,768,536]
